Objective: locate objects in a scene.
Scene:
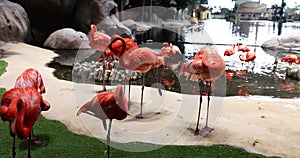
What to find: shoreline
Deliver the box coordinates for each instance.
[0,42,299,158]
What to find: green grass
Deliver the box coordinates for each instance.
[0,60,7,75]
[0,116,279,158]
[0,60,279,158]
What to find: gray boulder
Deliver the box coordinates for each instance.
[11,0,132,45]
[43,28,89,49]
[262,33,300,51]
[0,0,30,42]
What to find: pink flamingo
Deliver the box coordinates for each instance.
[179,45,225,136]
[14,68,50,144]
[88,24,111,92]
[0,88,50,158]
[237,43,250,52]
[108,36,164,118]
[281,54,299,64]
[77,84,128,158]
[224,44,235,56]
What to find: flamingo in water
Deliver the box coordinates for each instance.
[0,88,50,158]
[224,44,235,56]
[107,35,164,118]
[237,43,250,52]
[14,68,50,144]
[77,84,128,158]
[179,45,225,136]
[281,54,300,64]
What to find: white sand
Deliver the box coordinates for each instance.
[0,43,299,157]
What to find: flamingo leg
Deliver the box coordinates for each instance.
[128,75,132,107]
[10,121,16,158]
[28,132,31,158]
[12,134,16,158]
[199,81,214,135]
[106,119,112,158]
[157,67,163,96]
[101,52,107,92]
[136,73,145,119]
[194,79,204,136]
[29,129,41,144]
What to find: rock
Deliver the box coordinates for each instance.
[286,65,300,80]
[71,0,131,36]
[262,33,300,51]
[43,28,90,49]
[9,0,76,45]
[11,0,132,45]
[0,0,30,42]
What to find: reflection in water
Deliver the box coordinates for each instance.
[48,19,300,98]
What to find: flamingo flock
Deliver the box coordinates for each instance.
[3,24,277,157]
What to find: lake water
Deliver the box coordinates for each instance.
[48,19,300,98]
[181,19,300,98]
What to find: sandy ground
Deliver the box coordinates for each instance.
[0,43,300,158]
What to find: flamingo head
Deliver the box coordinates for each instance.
[90,24,97,32]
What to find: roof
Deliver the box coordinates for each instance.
[237,1,268,13]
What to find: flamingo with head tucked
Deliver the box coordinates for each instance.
[239,50,256,62]
[281,54,299,64]
[107,36,164,118]
[0,88,50,158]
[237,43,250,52]
[179,45,225,136]
[14,68,50,144]
[77,84,128,158]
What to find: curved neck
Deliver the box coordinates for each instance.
[108,36,131,68]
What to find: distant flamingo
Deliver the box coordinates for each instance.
[236,83,250,96]
[163,77,176,91]
[281,54,299,64]
[14,68,50,144]
[161,42,183,70]
[88,24,111,92]
[237,43,250,52]
[0,88,50,158]
[239,50,256,62]
[108,36,164,118]
[77,84,128,158]
[224,44,235,56]
[179,46,225,136]
[88,24,111,51]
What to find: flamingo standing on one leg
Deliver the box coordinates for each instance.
[239,49,256,80]
[14,68,50,144]
[179,45,225,136]
[0,88,50,158]
[77,84,128,158]
[88,24,111,92]
[107,36,164,118]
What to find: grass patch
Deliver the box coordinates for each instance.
[0,60,7,76]
[0,116,279,158]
